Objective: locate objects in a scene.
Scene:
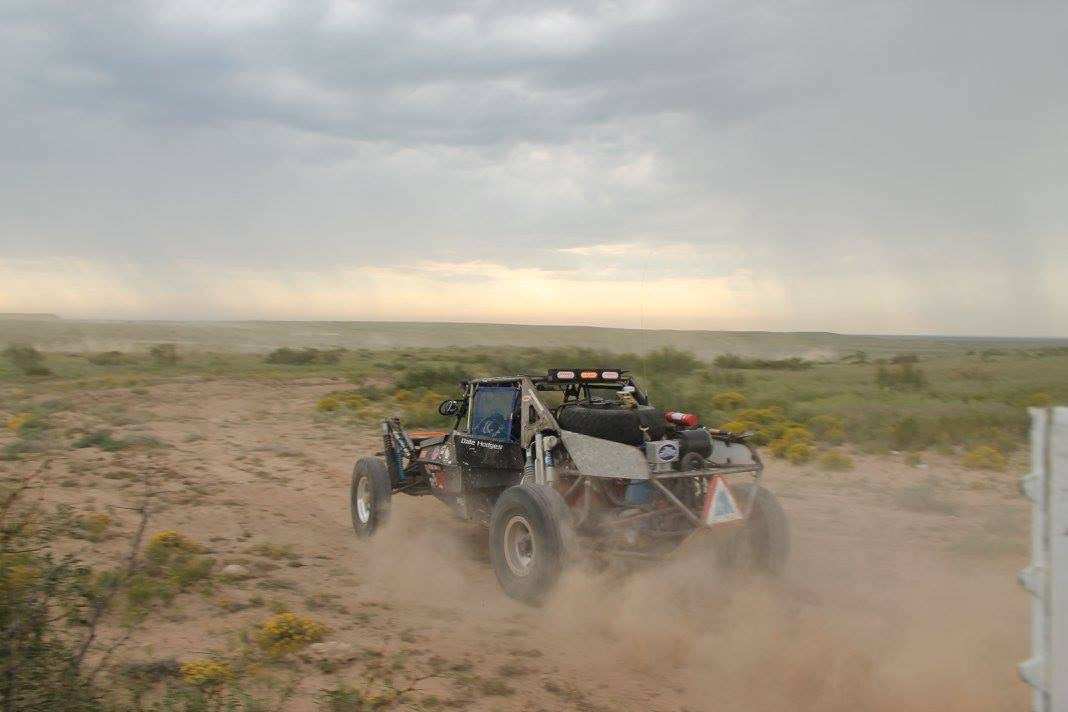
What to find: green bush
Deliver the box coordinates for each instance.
[264,347,341,366]
[0,483,110,710]
[713,354,813,370]
[808,414,845,444]
[149,343,180,366]
[3,344,52,376]
[396,364,469,392]
[88,351,126,366]
[643,347,702,375]
[876,364,927,390]
[72,430,162,452]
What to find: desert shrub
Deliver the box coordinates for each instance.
[0,481,110,711]
[3,344,52,376]
[149,344,180,366]
[124,531,212,614]
[643,347,702,375]
[876,364,927,390]
[714,354,812,370]
[698,368,747,387]
[88,351,126,366]
[842,350,868,363]
[889,417,923,451]
[710,391,746,410]
[962,445,1006,472]
[719,406,789,445]
[807,414,845,444]
[72,430,159,452]
[256,612,327,656]
[784,442,815,464]
[401,391,451,428]
[1021,392,1054,407]
[316,394,340,412]
[770,426,813,460]
[904,451,923,467]
[890,353,919,364]
[7,411,46,434]
[316,391,371,414]
[950,366,993,382]
[264,347,340,366]
[817,449,854,471]
[179,658,233,687]
[318,686,367,712]
[769,426,811,456]
[58,511,112,542]
[395,364,468,392]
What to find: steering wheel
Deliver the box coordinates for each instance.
[477,413,508,438]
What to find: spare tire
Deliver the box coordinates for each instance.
[557,404,665,445]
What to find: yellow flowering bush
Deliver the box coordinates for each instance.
[257,612,328,656]
[963,445,1006,472]
[147,530,201,555]
[769,426,813,458]
[6,412,43,433]
[719,406,791,445]
[784,442,816,465]
[317,391,371,413]
[710,391,746,410]
[317,394,340,412]
[180,658,233,687]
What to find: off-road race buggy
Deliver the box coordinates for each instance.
[349,368,789,603]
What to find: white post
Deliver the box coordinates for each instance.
[1020,407,1068,711]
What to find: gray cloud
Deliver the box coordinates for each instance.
[0,0,1065,334]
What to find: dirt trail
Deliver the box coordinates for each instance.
[7,379,1030,710]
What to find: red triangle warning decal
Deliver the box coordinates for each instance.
[702,476,744,526]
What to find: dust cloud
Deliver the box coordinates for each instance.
[354,494,1024,711]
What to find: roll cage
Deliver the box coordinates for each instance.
[454,370,649,448]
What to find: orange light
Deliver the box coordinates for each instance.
[580,371,599,379]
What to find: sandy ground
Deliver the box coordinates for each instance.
[3,378,1032,710]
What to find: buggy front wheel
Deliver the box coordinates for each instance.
[350,457,392,539]
[488,484,573,605]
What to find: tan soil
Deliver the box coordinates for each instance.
[3,378,1031,710]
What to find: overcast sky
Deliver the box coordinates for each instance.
[0,0,1065,335]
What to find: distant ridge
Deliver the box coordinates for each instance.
[0,313,60,321]
[0,318,1064,358]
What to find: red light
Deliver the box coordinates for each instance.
[601,370,619,379]
[555,370,575,380]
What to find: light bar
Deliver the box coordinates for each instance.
[548,368,626,382]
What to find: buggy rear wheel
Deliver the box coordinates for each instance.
[489,484,573,605]
[350,457,392,539]
[719,483,789,573]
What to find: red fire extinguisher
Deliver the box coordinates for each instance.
[665,411,698,427]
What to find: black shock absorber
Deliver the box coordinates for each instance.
[380,422,406,484]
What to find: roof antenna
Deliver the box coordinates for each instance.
[640,264,648,384]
